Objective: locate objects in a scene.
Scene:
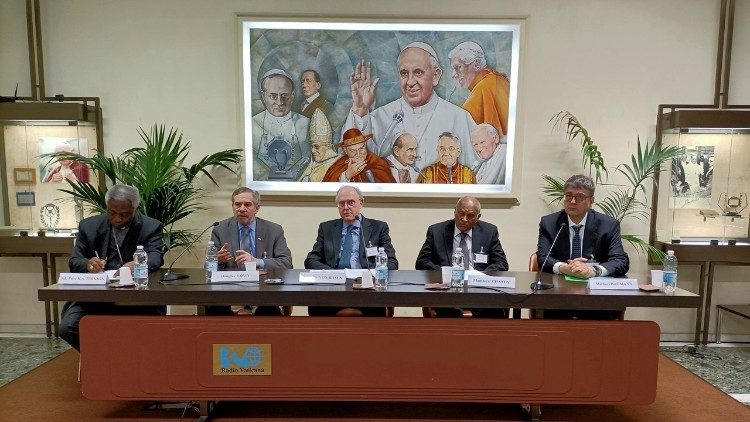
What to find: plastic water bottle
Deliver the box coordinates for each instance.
[133,245,148,288]
[663,250,678,295]
[205,241,218,282]
[375,247,388,290]
[451,249,465,288]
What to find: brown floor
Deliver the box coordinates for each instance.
[0,350,748,421]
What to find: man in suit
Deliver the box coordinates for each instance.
[299,69,332,119]
[415,196,509,317]
[60,184,164,351]
[304,185,398,316]
[536,174,630,319]
[209,187,293,316]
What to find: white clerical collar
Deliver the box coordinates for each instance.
[267,111,292,125]
[387,155,410,170]
[304,92,320,104]
[399,92,439,115]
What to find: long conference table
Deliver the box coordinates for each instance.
[39,268,699,421]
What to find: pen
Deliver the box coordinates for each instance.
[95,251,100,259]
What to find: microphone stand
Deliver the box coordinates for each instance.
[161,222,219,283]
[531,223,566,291]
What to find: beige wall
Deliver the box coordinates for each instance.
[1,0,748,339]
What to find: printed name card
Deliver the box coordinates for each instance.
[58,273,108,285]
[299,270,346,284]
[467,273,516,289]
[210,271,259,283]
[588,277,639,290]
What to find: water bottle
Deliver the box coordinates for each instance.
[451,249,465,288]
[375,247,388,290]
[204,241,218,282]
[133,245,148,288]
[663,250,678,295]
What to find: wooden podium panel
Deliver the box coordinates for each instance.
[80,316,658,405]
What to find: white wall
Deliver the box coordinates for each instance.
[1,0,747,340]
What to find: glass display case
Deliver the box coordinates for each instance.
[0,101,103,232]
[652,109,750,246]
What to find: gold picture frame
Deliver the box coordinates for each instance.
[13,167,36,185]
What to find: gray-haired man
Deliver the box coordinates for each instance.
[60,184,165,350]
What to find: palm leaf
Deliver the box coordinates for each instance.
[46,123,242,252]
[595,190,647,222]
[541,174,566,204]
[615,137,684,198]
[621,235,666,262]
[550,111,608,183]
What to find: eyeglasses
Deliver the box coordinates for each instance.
[264,92,292,102]
[337,199,359,208]
[563,193,591,202]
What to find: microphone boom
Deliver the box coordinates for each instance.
[161,221,220,283]
[531,222,566,291]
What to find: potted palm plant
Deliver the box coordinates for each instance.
[542,111,683,261]
[45,124,243,251]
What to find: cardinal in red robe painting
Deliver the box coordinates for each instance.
[322,128,396,183]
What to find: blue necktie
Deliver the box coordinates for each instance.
[241,226,255,256]
[338,226,353,269]
[571,225,582,259]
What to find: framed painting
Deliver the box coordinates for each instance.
[240,18,522,196]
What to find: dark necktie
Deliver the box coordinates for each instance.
[398,169,411,183]
[459,232,470,269]
[571,225,582,259]
[338,225,354,269]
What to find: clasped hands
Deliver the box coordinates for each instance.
[217,243,257,266]
[560,257,597,278]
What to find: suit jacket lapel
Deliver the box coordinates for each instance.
[555,211,571,260]
[359,216,371,262]
[583,211,598,260]
[255,218,267,258]
[96,218,109,259]
[330,219,344,266]
[443,221,454,261]
[471,223,483,255]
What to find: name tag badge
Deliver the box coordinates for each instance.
[474,253,488,264]
[588,277,639,290]
[211,271,259,283]
[365,246,378,257]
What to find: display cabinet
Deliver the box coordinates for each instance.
[0,101,103,232]
[650,108,750,344]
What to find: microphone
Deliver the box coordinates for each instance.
[531,222,566,290]
[161,221,219,282]
[364,169,375,183]
[377,112,404,156]
[359,223,372,271]
[112,229,124,267]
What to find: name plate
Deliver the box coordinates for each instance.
[588,277,638,290]
[210,271,259,283]
[467,274,516,289]
[58,273,108,285]
[299,270,346,284]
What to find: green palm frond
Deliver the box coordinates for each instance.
[541,174,566,204]
[550,111,608,184]
[621,235,666,262]
[616,137,684,198]
[46,123,242,252]
[595,190,647,222]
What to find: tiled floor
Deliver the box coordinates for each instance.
[1,336,748,406]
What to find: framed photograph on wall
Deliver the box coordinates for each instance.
[240,18,522,196]
[13,167,36,185]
